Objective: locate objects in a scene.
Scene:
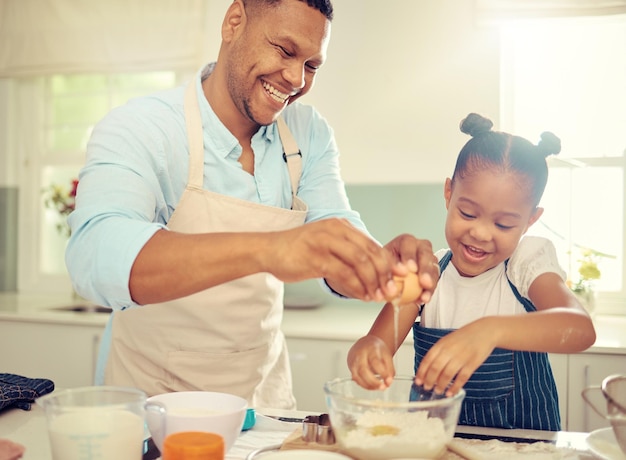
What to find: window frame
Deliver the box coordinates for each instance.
[499,16,626,316]
[545,155,626,315]
[13,71,191,297]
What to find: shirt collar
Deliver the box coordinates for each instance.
[196,63,277,159]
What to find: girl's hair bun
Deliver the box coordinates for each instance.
[460,113,493,137]
[537,131,561,158]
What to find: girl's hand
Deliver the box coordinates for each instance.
[415,318,498,396]
[347,335,395,390]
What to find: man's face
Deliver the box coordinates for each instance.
[225,0,331,127]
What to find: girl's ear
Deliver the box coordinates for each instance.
[524,206,544,233]
[444,178,453,210]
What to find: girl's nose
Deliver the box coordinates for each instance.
[469,222,492,242]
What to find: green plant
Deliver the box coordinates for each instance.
[570,248,602,294]
[42,179,78,237]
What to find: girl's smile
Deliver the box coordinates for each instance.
[444,170,542,277]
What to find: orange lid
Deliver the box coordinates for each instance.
[162,432,225,460]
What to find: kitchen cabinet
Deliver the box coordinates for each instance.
[548,353,569,430]
[287,337,415,412]
[567,352,626,433]
[0,320,104,388]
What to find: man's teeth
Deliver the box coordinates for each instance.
[263,82,289,103]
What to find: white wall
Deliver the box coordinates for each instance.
[0,80,14,187]
[1,0,501,187]
[201,0,501,184]
[301,0,501,184]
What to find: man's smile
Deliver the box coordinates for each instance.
[262,80,291,104]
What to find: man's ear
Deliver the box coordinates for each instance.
[222,0,246,42]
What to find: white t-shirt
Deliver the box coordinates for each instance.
[422,236,566,329]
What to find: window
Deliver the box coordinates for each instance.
[16,71,188,294]
[499,14,626,314]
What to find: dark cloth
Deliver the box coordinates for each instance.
[0,374,54,412]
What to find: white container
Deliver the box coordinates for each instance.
[146,390,247,453]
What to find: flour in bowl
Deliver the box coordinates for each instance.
[337,410,450,460]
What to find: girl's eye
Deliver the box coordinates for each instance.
[460,210,475,219]
[496,223,515,230]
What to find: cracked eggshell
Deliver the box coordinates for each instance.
[393,271,423,304]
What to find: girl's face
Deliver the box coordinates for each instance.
[444,169,543,277]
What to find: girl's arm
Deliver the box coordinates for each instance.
[415,272,596,396]
[495,272,596,353]
[347,301,420,389]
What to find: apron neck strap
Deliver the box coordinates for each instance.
[184,79,304,202]
[276,117,302,201]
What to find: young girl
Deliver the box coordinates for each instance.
[347,113,596,431]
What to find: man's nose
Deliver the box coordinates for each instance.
[283,62,305,91]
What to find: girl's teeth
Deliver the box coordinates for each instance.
[468,246,484,255]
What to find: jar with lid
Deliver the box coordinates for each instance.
[161,432,224,460]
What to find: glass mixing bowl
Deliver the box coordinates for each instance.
[324,376,465,460]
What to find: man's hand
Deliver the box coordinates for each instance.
[383,234,439,304]
[265,218,401,301]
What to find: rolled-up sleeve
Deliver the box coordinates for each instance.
[507,236,567,299]
[66,93,186,308]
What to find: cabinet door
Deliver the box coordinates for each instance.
[287,337,349,413]
[548,353,569,430]
[286,337,415,413]
[568,353,626,432]
[0,321,104,388]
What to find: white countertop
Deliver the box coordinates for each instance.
[0,293,622,459]
[0,292,625,353]
[282,300,626,354]
[0,401,600,460]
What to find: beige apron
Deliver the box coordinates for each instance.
[105,78,307,409]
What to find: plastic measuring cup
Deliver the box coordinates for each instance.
[37,386,166,460]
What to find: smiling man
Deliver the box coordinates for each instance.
[66,0,439,409]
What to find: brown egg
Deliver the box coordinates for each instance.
[392,272,423,304]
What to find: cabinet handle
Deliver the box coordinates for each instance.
[289,352,307,362]
[332,349,346,378]
[583,364,589,433]
[92,334,101,385]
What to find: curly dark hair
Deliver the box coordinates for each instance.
[452,113,561,206]
[243,0,333,20]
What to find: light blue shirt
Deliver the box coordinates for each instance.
[66,65,371,308]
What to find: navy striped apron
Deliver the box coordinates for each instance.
[412,250,561,430]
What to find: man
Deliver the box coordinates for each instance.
[66,0,438,409]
